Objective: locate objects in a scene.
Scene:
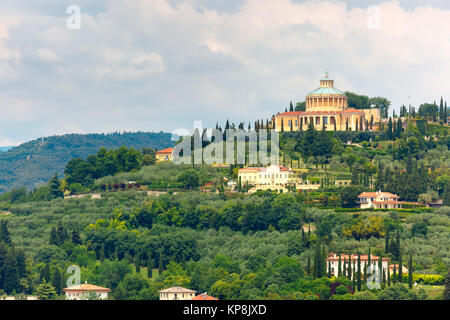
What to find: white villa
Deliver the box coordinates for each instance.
[238,165,296,192]
[358,191,403,209]
[159,286,196,300]
[326,253,390,277]
[63,283,111,300]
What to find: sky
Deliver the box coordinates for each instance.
[0,0,449,145]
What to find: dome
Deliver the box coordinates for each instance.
[307,86,345,96]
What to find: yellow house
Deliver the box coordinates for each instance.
[155,147,173,162]
[273,72,380,132]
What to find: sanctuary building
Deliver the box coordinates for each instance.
[273,73,380,132]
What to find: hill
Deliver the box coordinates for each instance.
[0,131,172,193]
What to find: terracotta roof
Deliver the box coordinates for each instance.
[155,147,174,154]
[300,111,342,115]
[158,286,197,294]
[201,182,214,187]
[342,108,365,113]
[239,166,293,172]
[372,201,403,204]
[358,191,398,198]
[326,253,390,262]
[275,111,303,116]
[192,293,219,300]
[63,284,111,292]
[274,109,364,117]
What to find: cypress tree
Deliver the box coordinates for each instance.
[307,253,311,276]
[352,261,356,291]
[51,267,62,295]
[387,117,393,140]
[444,101,448,124]
[99,244,105,261]
[40,263,51,284]
[147,255,153,278]
[393,264,397,285]
[347,255,352,280]
[343,258,347,278]
[363,264,367,285]
[49,227,59,246]
[398,254,403,282]
[0,244,20,294]
[382,268,386,289]
[408,255,413,289]
[135,251,141,274]
[158,252,164,275]
[357,253,361,291]
[56,220,68,245]
[71,229,82,245]
[378,255,383,287]
[387,263,391,286]
[114,246,119,260]
[338,253,342,277]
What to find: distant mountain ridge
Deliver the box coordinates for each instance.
[0,146,15,152]
[0,131,173,194]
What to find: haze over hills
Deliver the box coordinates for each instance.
[0,131,173,194]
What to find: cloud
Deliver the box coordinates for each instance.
[36,48,60,63]
[0,0,449,144]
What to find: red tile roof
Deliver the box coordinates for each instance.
[358,191,398,198]
[326,253,390,262]
[63,284,111,292]
[155,147,174,154]
[192,293,219,300]
[239,166,292,172]
[273,108,364,117]
[275,111,303,116]
[342,108,365,113]
[158,286,196,293]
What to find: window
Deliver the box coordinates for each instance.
[323,117,328,125]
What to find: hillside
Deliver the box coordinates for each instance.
[0,132,172,193]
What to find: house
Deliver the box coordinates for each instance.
[358,191,403,209]
[63,283,111,300]
[326,253,390,277]
[192,293,219,300]
[155,147,174,162]
[335,180,351,187]
[238,165,296,193]
[426,199,444,208]
[389,264,409,275]
[159,286,196,300]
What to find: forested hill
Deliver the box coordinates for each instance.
[0,131,172,194]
